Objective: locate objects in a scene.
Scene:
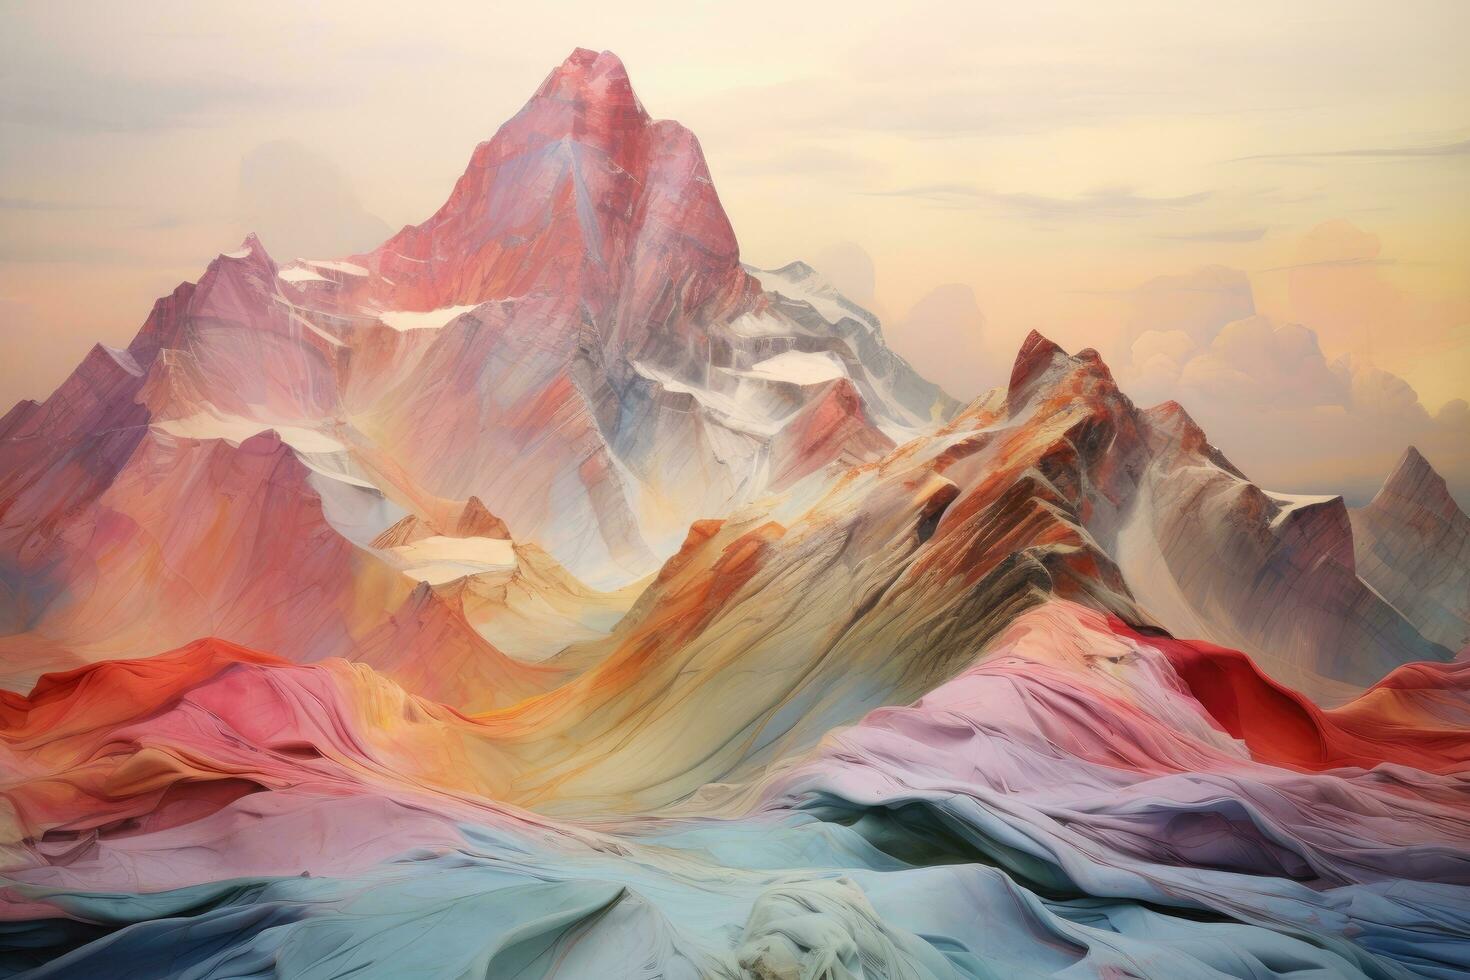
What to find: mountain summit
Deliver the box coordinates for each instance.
[363,48,756,351]
[2,49,1466,980]
[0,49,955,686]
[1351,447,1470,651]
[0,49,1446,688]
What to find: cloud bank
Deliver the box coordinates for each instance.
[1121,267,1469,504]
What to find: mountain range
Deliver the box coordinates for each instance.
[1,49,1466,979]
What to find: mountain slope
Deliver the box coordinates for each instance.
[1350,446,1470,652]
[346,50,954,581]
[0,48,955,675]
[411,333,1449,812]
[0,46,1465,980]
[0,428,409,690]
[1115,400,1450,697]
[3,599,1466,978]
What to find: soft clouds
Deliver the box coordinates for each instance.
[1120,272,1469,504]
[1127,265,1256,347]
[237,141,391,260]
[1281,221,1401,354]
[0,68,282,133]
[810,236,1467,501]
[888,284,1008,400]
[1133,315,1364,419]
[715,145,878,180]
[866,184,1212,220]
[1233,136,1470,163]
[810,242,877,308]
[0,2,1463,502]
[1158,227,1268,243]
[811,244,1005,400]
[0,297,43,412]
[1177,318,1347,408]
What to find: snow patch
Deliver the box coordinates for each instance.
[391,535,517,585]
[279,265,329,284]
[1267,492,1338,529]
[749,265,871,330]
[376,304,481,332]
[746,350,847,386]
[727,311,790,337]
[631,360,782,438]
[155,413,347,455]
[306,260,369,277]
[294,315,344,348]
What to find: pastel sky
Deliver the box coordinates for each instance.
[2,0,1466,502]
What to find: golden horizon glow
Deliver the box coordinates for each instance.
[1,0,1466,501]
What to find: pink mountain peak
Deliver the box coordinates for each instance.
[485,47,647,172]
[365,49,750,324]
[533,48,642,116]
[212,233,276,275]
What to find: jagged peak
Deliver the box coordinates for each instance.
[200,233,279,295]
[772,260,817,280]
[126,280,197,365]
[372,513,431,550]
[1007,330,1067,401]
[0,398,44,446]
[1143,399,1207,451]
[81,342,143,379]
[457,495,511,539]
[1267,491,1355,569]
[1387,445,1434,487]
[531,47,644,117]
[1140,400,1251,480]
[549,48,627,76]
[545,48,629,82]
[217,233,272,265]
[1005,331,1133,407]
[1374,445,1462,522]
[820,374,869,413]
[394,578,466,622]
[366,49,748,320]
[372,497,511,549]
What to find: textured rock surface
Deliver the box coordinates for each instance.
[1351,446,1470,652]
[0,49,952,679]
[3,601,1466,978]
[0,47,1465,980]
[1119,402,1451,697]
